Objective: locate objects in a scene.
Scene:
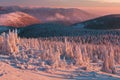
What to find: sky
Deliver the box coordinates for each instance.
[0,0,120,15]
[0,0,120,7]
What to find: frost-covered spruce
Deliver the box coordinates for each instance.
[102,47,116,74]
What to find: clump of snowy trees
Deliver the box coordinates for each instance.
[0,31,119,74]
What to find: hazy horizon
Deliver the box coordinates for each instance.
[0,0,120,7]
[0,0,120,15]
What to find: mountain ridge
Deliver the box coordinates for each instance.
[0,6,97,24]
[73,14,120,29]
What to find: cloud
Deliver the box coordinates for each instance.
[46,13,69,21]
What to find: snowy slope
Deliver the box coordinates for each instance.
[0,11,40,27]
[0,56,120,80]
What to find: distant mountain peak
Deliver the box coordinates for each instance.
[0,11,40,27]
